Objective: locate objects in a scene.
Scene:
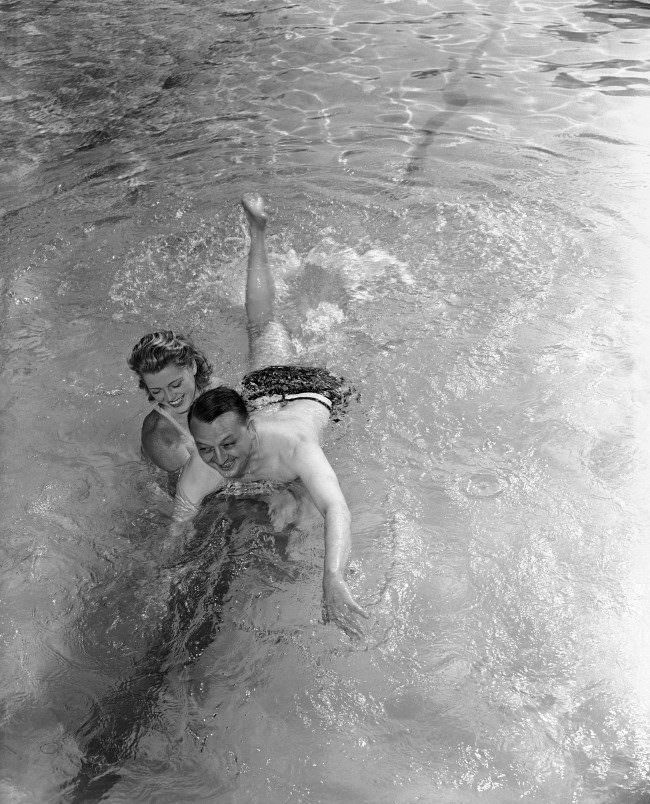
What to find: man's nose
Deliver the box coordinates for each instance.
[215,445,226,464]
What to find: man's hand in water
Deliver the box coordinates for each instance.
[322,570,369,639]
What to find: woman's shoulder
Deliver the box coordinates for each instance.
[142,407,176,441]
[141,410,190,472]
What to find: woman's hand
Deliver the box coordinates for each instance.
[322,570,369,639]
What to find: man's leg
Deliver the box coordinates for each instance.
[242,193,273,336]
[241,193,295,370]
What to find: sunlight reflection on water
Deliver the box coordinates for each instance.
[1,0,650,801]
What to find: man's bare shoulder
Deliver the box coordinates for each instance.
[177,451,226,505]
[253,400,329,440]
[251,408,328,485]
[255,410,319,451]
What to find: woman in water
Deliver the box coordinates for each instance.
[128,330,217,474]
[127,192,294,477]
[128,194,351,479]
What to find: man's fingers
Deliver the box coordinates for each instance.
[323,603,364,638]
[348,600,369,619]
[323,586,370,638]
[336,611,364,640]
[335,603,368,639]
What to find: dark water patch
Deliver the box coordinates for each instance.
[84,161,141,182]
[590,58,650,70]
[63,501,293,802]
[524,144,576,161]
[550,69,650,96]
[219,2,302,21]
[545,23,606,43]
[162,72,195,90]
[88,213,133,228]
[579,0,650,31]
[552,72,590,89]
[168,144,212,161]
[576,131,633,146]
[346,12,463,27]
[76,128,115,152]
[410,68,447,80]
[584,435,636,488]
[63,529,238,800]
[600,81,650,96]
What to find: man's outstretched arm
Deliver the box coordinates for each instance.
[293,441,368,638]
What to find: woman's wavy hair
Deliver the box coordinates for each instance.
[127,331,213,401]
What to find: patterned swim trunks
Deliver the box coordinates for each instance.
[239,365,359,422]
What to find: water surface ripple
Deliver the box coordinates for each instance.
[2,0,650,802]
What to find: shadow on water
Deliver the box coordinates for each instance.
[61,496,290,803]
[401,0,649,181]
[402,1,513,182]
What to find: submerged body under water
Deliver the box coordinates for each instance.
[2,0,650,802]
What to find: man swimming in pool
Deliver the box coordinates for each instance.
[173,193,368,638]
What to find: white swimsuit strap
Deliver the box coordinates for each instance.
[152,403,186,433]
[152,404,196,448]
[284,392,332,409]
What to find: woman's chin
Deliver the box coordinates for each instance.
[165,400,190,415]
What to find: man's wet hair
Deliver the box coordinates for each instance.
[188,387,248,426]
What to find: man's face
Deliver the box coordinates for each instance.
[190,412,254,478]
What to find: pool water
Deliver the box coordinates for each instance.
[2,0,650,801]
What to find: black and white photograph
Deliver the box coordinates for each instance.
[2,0,650,801]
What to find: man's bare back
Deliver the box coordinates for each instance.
[176,398,330,503]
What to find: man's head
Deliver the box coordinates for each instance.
[188,387,254,478]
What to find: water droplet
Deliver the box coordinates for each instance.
[461,471,507,499]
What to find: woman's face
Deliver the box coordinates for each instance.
[141,361,197,415]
